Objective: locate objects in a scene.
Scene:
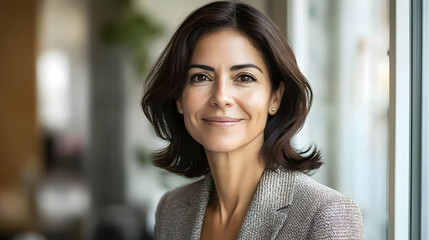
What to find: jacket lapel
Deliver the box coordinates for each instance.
[236,168,296,240]
[183,168,296,240]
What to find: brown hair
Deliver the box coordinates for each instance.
[141,1,322,178]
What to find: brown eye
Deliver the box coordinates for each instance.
[237,73,256,83]
[191,74,210,82]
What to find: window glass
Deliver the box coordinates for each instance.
[287,0,389,239]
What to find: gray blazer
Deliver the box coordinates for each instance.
[155,167,364,239]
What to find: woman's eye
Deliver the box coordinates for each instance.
[237,74,256,83]
[190,74,210,82]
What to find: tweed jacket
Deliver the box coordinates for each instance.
[155,167,364,239]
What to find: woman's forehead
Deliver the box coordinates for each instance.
[189,30,267,72]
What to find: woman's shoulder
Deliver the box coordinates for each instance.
[271,168,358,206]
[288,171,364,239]
[293,171,354,203]
[154,176,209,238]
[158,176,206,208]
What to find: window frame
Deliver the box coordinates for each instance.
[388,0,411,239]
[410,0,424,239]
[419,0,428,238]
[389,0,428,239]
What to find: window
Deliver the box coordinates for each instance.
[287,0,389,238]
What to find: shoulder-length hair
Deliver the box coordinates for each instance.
[142,1,322,178]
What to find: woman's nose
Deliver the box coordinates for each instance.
[209,78,234,108]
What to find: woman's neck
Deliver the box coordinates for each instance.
[205,148,265,223]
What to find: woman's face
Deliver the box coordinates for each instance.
[176,29,283,154]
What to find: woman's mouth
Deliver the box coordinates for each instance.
[203,117,242,127]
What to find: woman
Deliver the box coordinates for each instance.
[142,1,364,239]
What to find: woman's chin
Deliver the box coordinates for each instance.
[202,142,240,154]
[198,134,264,155]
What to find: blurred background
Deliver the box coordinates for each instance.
[0,0,388,239]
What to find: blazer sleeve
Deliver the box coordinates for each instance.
[307,198,364,239]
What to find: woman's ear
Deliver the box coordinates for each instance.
[176,98,184,114]
[269,81,285,115]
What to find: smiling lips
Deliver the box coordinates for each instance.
[203,117,242,127]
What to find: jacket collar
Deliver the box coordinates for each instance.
[184,167,297,240]
[236,167,296,239]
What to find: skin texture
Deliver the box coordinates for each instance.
[176,29,284,239]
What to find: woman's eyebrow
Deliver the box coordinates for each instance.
[189,64,263,73]
[230,64,263,73]
[189,64,214,71]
